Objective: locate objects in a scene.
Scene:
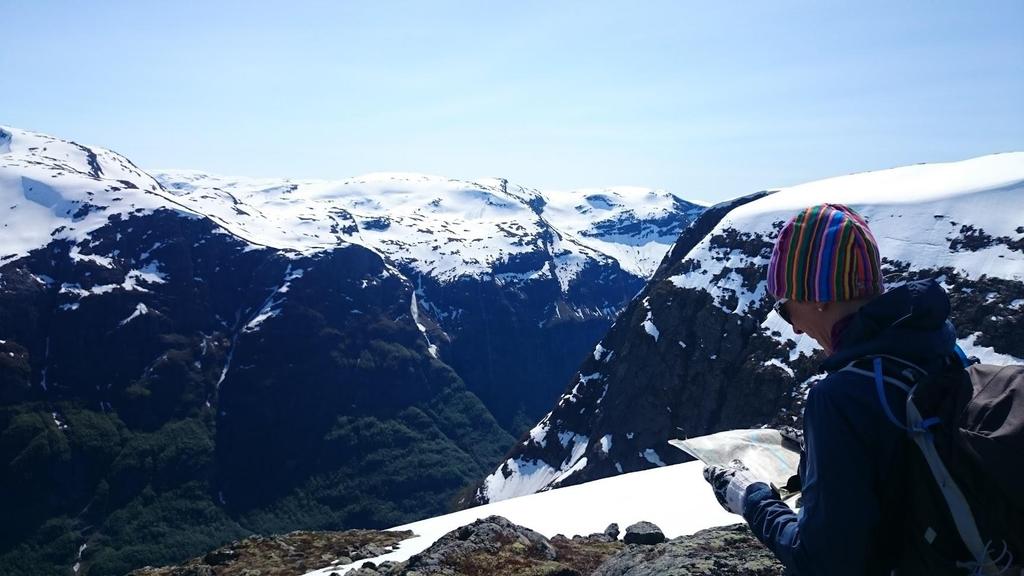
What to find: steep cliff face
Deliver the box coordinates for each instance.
[149,170,704,432]
[474,153,1024,504]
[0,207,517,575]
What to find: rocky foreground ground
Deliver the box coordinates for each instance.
[129,516,783,576]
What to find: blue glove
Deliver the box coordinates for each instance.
[703,459,760,515]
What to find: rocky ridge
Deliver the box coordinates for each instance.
[131,516,781,576]
[129,529,414,576]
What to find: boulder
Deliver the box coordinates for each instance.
[623,521,665,545]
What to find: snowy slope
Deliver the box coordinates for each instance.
[667,153,1024,365]
[476,153,1024,504]
[0,126,200,263]
[303,460,737,576]
[150,170,702,285]
[1,125,701,288]
[669,153,1024,316]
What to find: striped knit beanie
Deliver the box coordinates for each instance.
[766,204,883,302]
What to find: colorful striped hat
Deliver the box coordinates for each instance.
[766,204,883,302]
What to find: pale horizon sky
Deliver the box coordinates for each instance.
[2,1,1023,203]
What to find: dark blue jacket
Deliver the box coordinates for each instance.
[742,280,958,575]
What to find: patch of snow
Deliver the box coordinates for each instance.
[480,458,564,504]
[552,456,589,485]
[52,411,68,430]
[244,266,304,333]
[129,261,168,284]
[557,430,577,448]
[958,332,1024,365]
[760,309,820,362]
[139,241,164,260]
[483,432,590,503]
[69,245,115,268]
[639,296,660,341]
[763,358,795,377]
[303,461,737,576]
[410,290,439,358]
[60,283,90,297]
[642,448,666,467]
[599,434,613,453]
[527,418,551,448]
[73,543,87,574]
[118,302,149,327]
[641,317,660,341]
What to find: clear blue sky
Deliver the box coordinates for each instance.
[3,1,1022,203]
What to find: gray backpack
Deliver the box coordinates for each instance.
[842,355,1024,575]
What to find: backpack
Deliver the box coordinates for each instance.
[841,354,1024,575]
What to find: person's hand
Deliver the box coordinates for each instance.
[703,459,760,515]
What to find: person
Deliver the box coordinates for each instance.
[702,203,964,574]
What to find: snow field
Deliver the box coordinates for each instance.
[303,460,737,576]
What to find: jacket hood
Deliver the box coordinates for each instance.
[822,279,957,373]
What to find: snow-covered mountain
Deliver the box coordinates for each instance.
[0,125,704,576]
[1,124,701,285]
[150,170,703,282]
[0,125,705,429]
[1,124,704,430]
[474,153,1024,504]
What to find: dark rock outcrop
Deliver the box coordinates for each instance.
[245,517,782,576]
[622,522,665,545]
[603,524,620,540]
[593,524,783,576]
[401,515,561,575]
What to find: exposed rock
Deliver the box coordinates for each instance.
[312,516,782,576]
[401,515,558,574]
[127,529,413,576]
[126,515,783,576]
[593,524,784,576]
[348,515,623,576]
[604,523,620,540]
[622,522,665,545]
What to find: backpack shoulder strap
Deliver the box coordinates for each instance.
[905,387,1007,574]
[839,355,1008,573]
[838,356,935,431]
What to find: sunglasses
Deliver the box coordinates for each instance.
[773,298,792,325]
